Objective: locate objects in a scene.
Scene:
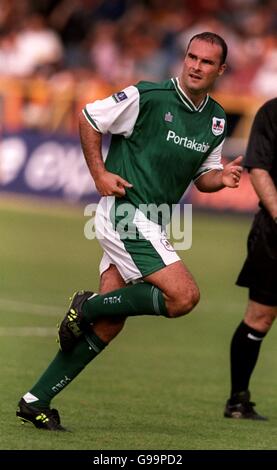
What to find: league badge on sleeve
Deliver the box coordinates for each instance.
[212,117,225,136]
[112,91,128,103]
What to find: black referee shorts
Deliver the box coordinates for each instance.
[236,209,277,306]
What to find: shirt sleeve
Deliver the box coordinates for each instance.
[82,85,140,137]
[193,140,224,180]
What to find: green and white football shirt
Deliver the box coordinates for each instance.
[83,77,226,211]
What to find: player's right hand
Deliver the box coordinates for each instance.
[94,170,133,197]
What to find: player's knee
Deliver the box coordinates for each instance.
[178,288,200,316]
[259,313,275,331]
[246,308,277,332]
[167,287,200,318]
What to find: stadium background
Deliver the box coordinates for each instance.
[0,0,277,451]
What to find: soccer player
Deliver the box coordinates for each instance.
[17,32,243,431]
[224,98,277,420]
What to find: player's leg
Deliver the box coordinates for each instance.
[67,259,199,325]
[225,209,277,419]
[92,263,126,342]
[58,258,199,358]
[143,260,200,317]
[60,198,198,323]
[58,198,199,352]
[231,300,277,395]
[224,300,277,420]
[17,265,126,430]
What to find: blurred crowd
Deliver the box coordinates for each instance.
[1,0,277,94]
[0,0,276,132]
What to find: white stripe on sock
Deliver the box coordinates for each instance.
[23,392,39,403]
[87,293,98,301]
[247,333,263,341]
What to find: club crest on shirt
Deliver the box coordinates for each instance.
[164,111,173,122]
[112,91,128,103]
[212,117,225,136]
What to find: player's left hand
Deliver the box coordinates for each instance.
[222,156,243,188]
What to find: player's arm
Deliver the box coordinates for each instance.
[79,86,140,197]
[194,140,243,192]
[195,156,243,192]
[250,168,277,220]
[79,112,132,197]
[79,111,104,181]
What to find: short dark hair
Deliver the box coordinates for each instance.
[186,32,228,65]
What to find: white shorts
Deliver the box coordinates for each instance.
[95,196,180,283]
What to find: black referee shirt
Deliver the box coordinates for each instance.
[244,97,277,187]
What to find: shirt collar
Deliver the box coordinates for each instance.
[171,77,209,112]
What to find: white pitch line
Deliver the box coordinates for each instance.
[0,298,63,316]
[0,327,57,336]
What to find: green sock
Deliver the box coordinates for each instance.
[25,332,106,408]
[83,282,168,323]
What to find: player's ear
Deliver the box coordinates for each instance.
[218,63,227,76]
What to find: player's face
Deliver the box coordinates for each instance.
[180,39,226,103]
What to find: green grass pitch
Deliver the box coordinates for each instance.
[0,198,276,450]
